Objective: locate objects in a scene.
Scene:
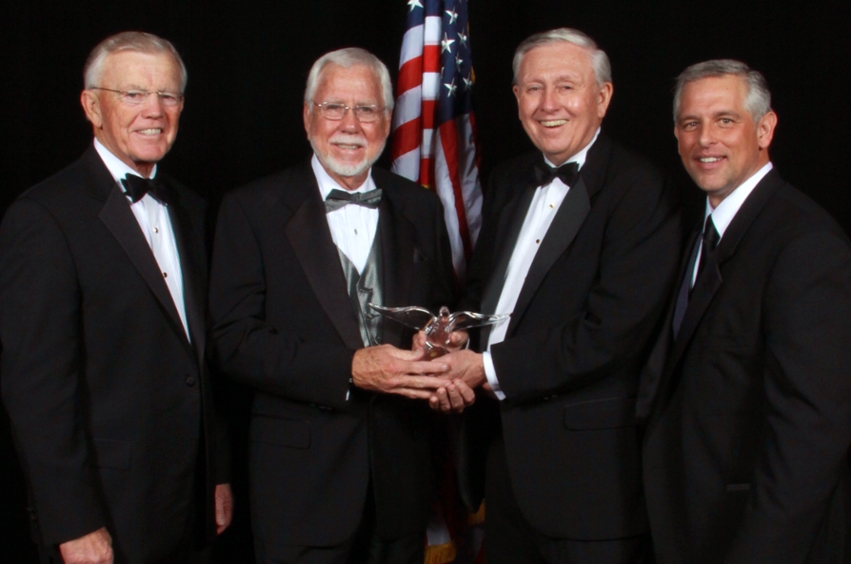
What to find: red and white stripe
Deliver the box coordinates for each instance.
[391,15,481,279]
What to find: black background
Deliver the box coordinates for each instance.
[1,0,849,561]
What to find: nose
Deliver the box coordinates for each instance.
[697,122,716,147]
[540,86,560,112]
[140,92,165,116]
[338,107,361,131]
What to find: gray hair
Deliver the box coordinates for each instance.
[673,59,771,122]
[304,48,394,113]
[84,31,187,92]
[512,28,612,86]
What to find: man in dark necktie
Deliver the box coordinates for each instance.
[207,47,457,563]
[0,31,231,564]
[433,28,682,563]
[639,59,851,563]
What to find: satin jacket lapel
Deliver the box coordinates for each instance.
[509,174,591,334]
[284,167,363,350]
[637,224,703,422]
[665,170,783,374]
[167,189,205,361]
[501,134,613,335]
[480,185,536,316]
[95,165,190,347]
[377,181,414,347]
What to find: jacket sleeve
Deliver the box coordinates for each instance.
[725,227,851,562]
[0,197,106,545]
[490,170,682,402]
[207,192,354,409]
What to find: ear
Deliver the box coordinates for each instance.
[756,110,777,150]
[512,84,523,121]
[380,109,392,140]
[303,101,312,139]
[80,90,103,129]
[596,82,614,119]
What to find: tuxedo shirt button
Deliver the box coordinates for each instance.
[185,376,196,386]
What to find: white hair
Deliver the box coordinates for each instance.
[304,47,394,112]
[84,31,187,92]
[512,28,612,86]
[673,59,772,122]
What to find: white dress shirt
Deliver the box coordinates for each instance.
[691,162,773,287]
[312,155,379,275]
[94,139,190,339]
[484,129,600,400]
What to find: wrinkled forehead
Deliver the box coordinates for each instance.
[100,50,182,87]
[518,42,596,81]
[315,63,383,103]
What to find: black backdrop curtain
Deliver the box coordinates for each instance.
[2,0,849,561]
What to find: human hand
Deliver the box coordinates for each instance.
[59,527,113,564]
[215,483,234,534]
[352,345,449,399]
[429,378,476,413]
[412,329,469,354]
[437,349,487,389]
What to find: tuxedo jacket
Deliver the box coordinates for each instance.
[457,132,682,540]
[208,161,456,547]
[639,170,851,563]
[0,145,227,563]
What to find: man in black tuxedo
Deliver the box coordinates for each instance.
[0,32,231,564]
[433,28,682,563]
[638,59,851,563]
[208,48,456,563]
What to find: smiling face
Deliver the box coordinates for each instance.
[303,63,390,191]
[513,41,612,166]
[675,75,777,207]
[80,50,183,178]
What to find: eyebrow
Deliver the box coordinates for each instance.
[522,72,582,84]
[678,109,742,122]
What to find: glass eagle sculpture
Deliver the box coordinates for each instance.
[368,304,509,359]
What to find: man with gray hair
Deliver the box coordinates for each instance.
[208,47,456,563]
[0,31,231,563]
[639,59,851,562]
[436,28,681,563]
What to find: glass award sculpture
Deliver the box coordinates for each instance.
[368,304,509,359]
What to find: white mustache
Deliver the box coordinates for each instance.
[330,134,367,147]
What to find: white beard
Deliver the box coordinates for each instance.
[310,133,386,179]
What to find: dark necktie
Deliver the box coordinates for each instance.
[694,216,720,283]
[121,175,171,204]
[325,188,383,212]
[533,160,580,188]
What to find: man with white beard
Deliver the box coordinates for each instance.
[207,48,458,563]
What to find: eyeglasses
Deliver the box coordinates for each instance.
[312,101,385,123]
[90,87,183,107]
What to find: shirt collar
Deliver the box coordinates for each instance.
[705,162,773,238]
[543,127,601,170]
[311,154,376,200]
[93,138,158,183]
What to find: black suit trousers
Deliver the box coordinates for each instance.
[484,423,648,564]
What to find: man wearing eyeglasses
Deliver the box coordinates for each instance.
[208,47,456,563]
[0,32,231,564]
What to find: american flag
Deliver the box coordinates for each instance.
[391,0,482,280]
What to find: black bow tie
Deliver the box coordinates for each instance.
[121,175,170,204]
[533,160,580,188]
[325,188,383,212]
